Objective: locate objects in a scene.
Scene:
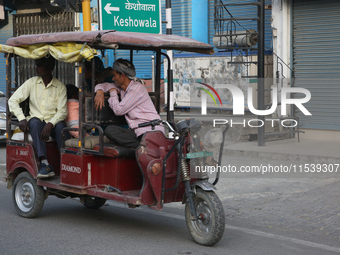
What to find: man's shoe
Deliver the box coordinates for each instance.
[37,163,55,179]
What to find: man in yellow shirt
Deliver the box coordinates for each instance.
[8,56,69,178]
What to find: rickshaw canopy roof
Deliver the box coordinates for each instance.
[0,42,97,63]
[5,30,214,56]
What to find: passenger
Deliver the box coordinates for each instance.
[94,58,164,149]
[65,84,89,138]
[84,56,113,92]
[8,55,70,178]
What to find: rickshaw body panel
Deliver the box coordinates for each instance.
[6,141,60,178]
[60,150,143,191]
[137,131,189,209]
[6,143,37,177]
[92,155,143,192]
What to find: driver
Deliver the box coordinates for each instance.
[94,58,164,149]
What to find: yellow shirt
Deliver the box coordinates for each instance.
[8,76,67,126]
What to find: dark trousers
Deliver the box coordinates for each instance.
[105,125,141,149]
[29,117,69,158]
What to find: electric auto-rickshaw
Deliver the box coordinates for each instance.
[2,30,227,246]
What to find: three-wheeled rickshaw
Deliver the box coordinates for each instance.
[2,30,226,246]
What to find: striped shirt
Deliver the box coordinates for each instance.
[95,81,164,137]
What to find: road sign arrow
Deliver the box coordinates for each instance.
[104,3,120,14]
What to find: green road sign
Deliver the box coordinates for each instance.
[99,0,161,34]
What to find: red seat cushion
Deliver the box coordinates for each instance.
[92,142,136,158]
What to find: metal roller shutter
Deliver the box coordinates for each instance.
[172,0,191,38]
[113,50,157,79]
[293,0,340,130]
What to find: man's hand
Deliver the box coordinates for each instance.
[19,119,29,132]
[40,122,53,141]
[94,90,105,110]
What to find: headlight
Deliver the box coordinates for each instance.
[0,112,6,120]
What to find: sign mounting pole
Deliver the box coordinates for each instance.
[166,0,174,123]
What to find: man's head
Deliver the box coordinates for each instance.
[84,56,105,80]
[111,59,136,89]
[35,55,55,77]
[112,59,136,78]
[66,84,79,100]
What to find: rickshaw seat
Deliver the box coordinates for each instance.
[92,142,135,158]
[85,97,127,126]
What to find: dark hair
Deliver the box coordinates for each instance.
[85,56,105,73]
[66,84,79,99]
[35,55,55,69]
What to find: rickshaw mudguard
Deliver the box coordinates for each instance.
[191,180,216,192]
[6,143,38,186]
[181,180,216,204]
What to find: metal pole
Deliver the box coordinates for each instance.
[166,0,174,122]
[82,0,91,31]
[6,54,11,140]
[155,50,161,114]
[151,55,155,92]
[79,61,85,153]
[257,0,265,146]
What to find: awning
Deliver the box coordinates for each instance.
[0,42,98,63]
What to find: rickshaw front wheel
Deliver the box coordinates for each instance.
[12,172,45,218]
[83,196,107,209]
[185,188,225,246]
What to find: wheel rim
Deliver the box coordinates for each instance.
[15,179,35,212]
[85,197,95,203]
[191,199,212,237]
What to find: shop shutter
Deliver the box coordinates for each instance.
[293,0,340,130]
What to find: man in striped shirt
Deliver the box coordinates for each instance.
[94,58,164,149]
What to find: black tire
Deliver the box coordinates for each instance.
[185,188,225,246]
[12,172,45,218]
[83,196,107,209]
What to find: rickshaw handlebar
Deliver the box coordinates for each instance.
[138,119,162,128]
[138,119,176,133]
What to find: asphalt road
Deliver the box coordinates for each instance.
[0,142,339,254]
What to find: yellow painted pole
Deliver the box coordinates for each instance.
[82,0,91,31]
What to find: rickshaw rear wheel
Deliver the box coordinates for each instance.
[185,188,225,246]
[83,196,107,209]
[12,172,45,218]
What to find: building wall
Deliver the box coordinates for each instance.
[172,54,273,110]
